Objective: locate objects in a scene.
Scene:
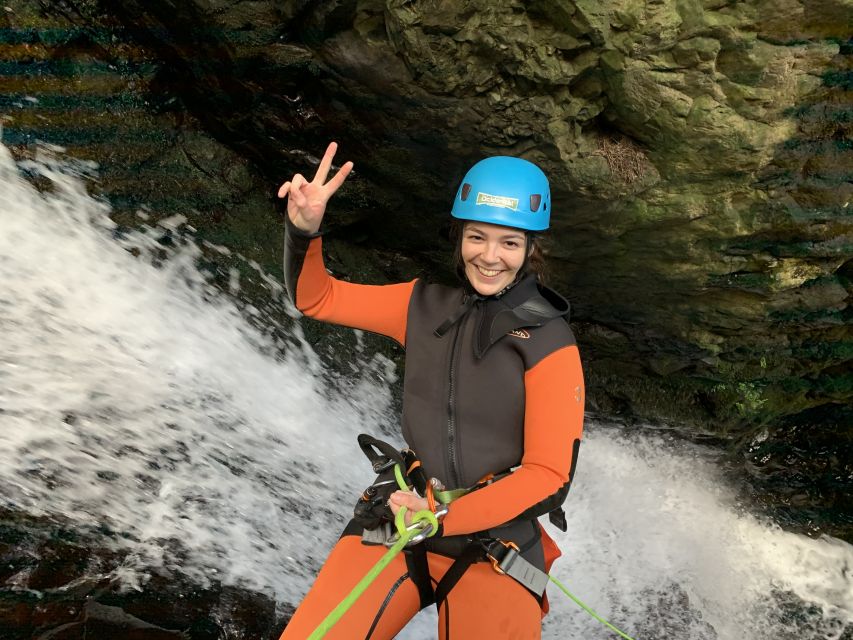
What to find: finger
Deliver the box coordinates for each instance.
[291,174,308,207]
[390,492,426,514]
[324,160,354,196]
[295,188,309,208]
[313,141,337,185]
[389,502,411,524]
[389,491,414,505]
[277,181,291,199]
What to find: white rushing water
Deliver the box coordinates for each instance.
[0,143,851,640]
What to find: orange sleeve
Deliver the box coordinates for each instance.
[295,237,416,347]
[440,344,584,536]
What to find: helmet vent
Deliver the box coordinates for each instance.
[530,194,542,211]
[461,183,472,201]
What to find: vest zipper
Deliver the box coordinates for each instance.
[446,305,469,488]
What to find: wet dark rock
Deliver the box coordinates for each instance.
[0,509,281,640]
[36,600,190,640]
[741,403,853,541]
[27,539,91,590]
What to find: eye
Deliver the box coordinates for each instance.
[504,240,522,249]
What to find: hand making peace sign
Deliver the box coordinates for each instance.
[277,142,354,235]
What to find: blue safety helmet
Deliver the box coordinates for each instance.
[451,156,550,231]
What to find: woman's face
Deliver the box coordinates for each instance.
[460,222,527,296]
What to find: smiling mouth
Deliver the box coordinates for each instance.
[474,265,502,278]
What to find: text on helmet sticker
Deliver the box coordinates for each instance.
[476,192,519,211]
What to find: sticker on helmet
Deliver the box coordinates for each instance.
[476,192,519,211]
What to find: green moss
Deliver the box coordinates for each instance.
[813,372,853,395]
[710,379,769,419]
[769,308,846,324]
[586,365,724,430]
[707,271,775,292]
[822,69,853,90]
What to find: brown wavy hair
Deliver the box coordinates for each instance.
[449,220,549,286]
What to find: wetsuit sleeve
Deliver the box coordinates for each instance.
[440,344,584,536]
[283,216,416,346]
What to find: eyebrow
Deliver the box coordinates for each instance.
[466,225,525,241]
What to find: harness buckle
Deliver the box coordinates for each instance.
[486,539,519,575]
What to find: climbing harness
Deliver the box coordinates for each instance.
[306,447,441,640]
[305,435,637,640]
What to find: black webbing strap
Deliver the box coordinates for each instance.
[482,540,549,597]
[432,544,484,610]
[433,533,548,610]
[404,544,435,610]
[364,572,409,640]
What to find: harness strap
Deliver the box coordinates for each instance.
[404,544,435,610]
[483,539,550,596]
[363,572,409,640]
[433,543,483,610]
[433,487,470,503]
[431,535,550,613]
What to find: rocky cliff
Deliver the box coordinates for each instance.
[2,0,850,534]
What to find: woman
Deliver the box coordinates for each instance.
[278,142,584,639]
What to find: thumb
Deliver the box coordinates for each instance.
[389,491,417,507]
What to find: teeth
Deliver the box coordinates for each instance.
[476,265,500,277]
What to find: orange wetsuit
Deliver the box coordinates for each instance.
[280,218,584,639]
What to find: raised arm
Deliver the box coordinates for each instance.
[280,143,416,346]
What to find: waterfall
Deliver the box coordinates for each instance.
[1,144,850,639]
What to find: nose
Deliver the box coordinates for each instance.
[482,241,501,264]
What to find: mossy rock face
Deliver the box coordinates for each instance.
[3,0,851,542]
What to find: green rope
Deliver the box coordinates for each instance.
[306,524,409,640]
[393,463,410,492]
[306,468,439,640]
[548,574,637,640]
